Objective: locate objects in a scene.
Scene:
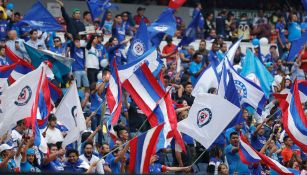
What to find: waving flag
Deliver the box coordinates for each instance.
[288,33,307,61]
[5,47,33,84]
[168,0,186,9]
[87,0,118,20]
[218,63,244,127]
[241,49,274,98]
[54,81,86,148]
[106,59,122,140]
[239,134,294,175]
[0,63,17,95]
[178,93,240,148]
[129,124,164,174]
[18,1,62,31]
[36,77,52,129]
[228,59,266,115]
[192,65,219,96]
[122,63,185,151]
[126,19,150,63]
[0,64,46,135]
[147,8,176,47]
[118,48,162,83]
[178,11,200,47]
[25,43,71,82]
[282,81,307,152]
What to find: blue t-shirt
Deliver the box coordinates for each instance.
[105,154,121,174]
[288,22,302,42]
[149,163,164,173]
[21,161,41,172]
[189,61,202,85]
[42,158,64,172]
[251,134,266,151]
[0,20,8,40]
[71,46,86,71]
[225,144,249,175]
[90,92,104,115]
[96,43,107,62]
[103,20,113,35]
[64,159,87,173]
[112,23,125,44]
[276,22,287,44]
[301,22,307,32]
[208,50,220,67]
[0,157,16,172]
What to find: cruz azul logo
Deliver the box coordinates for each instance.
[234,80,247,101]
[132,39,145,56]
[14,86,32,106]
[154,25,168,32]
[197,108,212,128]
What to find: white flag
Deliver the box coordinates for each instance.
[178,93,240,149]
[192,65,218,96]
[0,64,46,135]
[55,81,86,148]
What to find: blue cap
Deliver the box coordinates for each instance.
[26,148,35,155]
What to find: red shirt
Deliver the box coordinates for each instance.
[300,50,307,71]
[133,15,150,25]
[162,44,177,63]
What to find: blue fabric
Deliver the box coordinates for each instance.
[42,158,64,172]
[0,20,8,40]
[96,43,107,62]
[225,144,249,175]
[105,154,121,174]
[189,61,202,85]
[20,161,40,172]
[64,159,87,173]
[288,22,302,42]
[178,11,200,47]
[0,158,16,171]
[182,133,194,145]
[90,92,104,115]
[71,46,86,71]
[149,163,163,173]
[251,134,266,151]
[276,22,287,44]
[208,50,220,67]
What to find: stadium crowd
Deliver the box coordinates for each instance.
[0,0,306,174]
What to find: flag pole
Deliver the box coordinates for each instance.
[191,149,206,166]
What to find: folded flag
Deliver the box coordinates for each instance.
[0,63,17,95]
[0,63,46,135]
[192,65,219,96]
[147,8,176,47]
[17,1,62,31]
[241,49,274,98]
[129,123,165,174]
[239,134,294,175]
[178,93,240,149]
[287,33,307,61]
[54,81,86,148]
[118,48,162,83]
[25,43,71,82]
[126,18,150,63]
[178,11,200,47]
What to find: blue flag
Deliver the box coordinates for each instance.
[241,49,274,98]
[287,32,307,61]
[24,44,70,82]
[126,19,150,63]
[302,0,307,12]
[178,11,200,47]
[18,1,62,31]
[87,0,118,20]
[218,62,243,127]
[148,8,176,47]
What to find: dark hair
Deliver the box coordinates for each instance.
[48,114,57,122]
[14,12,21,16]
[208,87,217,94]
[230,131,238,138]
[83,11,91,18]
[53,36,61,42]
[113,125,127,138]
[29,29,38,35]
[66,149,79,157]
[47,143,57,150]
[16,120,24,126]
[283,135,290,142]
[184,82,193,89]
[209,145,222,158]
[83,142,94,150]
[192,52,202,60]
[81,132,92,143]
[115,14,121,18]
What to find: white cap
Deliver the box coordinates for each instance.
[0,144,13,153]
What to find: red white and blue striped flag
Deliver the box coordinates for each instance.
[0,63,17,95]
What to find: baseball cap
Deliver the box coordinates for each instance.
[26,148,35,155]
[0,144,13,153]
[73,8,80,14]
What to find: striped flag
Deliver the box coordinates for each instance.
[129,123,164,174]
[0,63,17,95]
[239,134,294,175]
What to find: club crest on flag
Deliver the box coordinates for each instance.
[71,106,78,127]
[14,86,32,106]
[197,108,212,128]
[234,80,247,100]
[132,39,146,56]
[154,25,168,32]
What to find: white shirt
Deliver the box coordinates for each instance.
[85,46,99,69]
[79,154,105,174]
[45,127,64,144]
[11,129,23,148]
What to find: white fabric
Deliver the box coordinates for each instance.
[178,93,240,148]
[0,64,46,135]
[79,154,105,174]
[85,47,99,69]
[45,127,64,144]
